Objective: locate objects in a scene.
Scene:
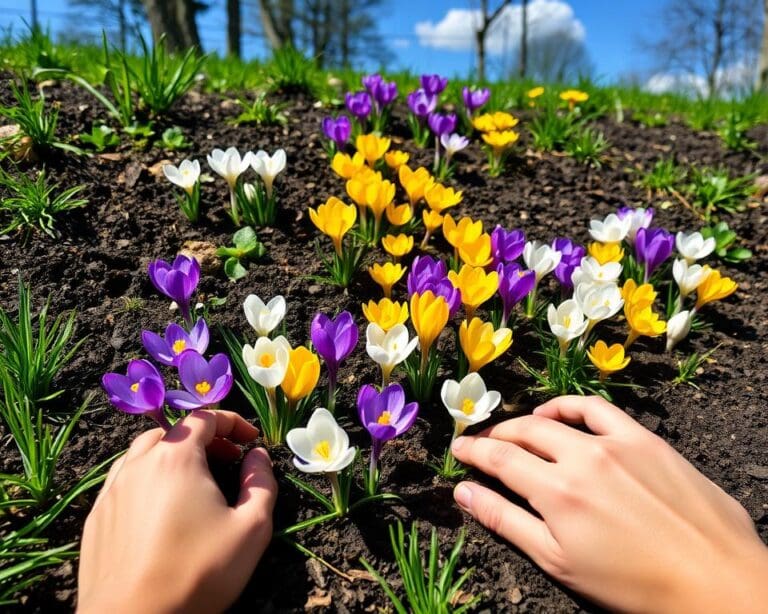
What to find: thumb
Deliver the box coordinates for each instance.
[233,447,278,550]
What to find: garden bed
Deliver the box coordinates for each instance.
[1,74,767,612]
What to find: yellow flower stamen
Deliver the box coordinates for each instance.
[130,383,139,393]
[315,440,331,460]
[461,398,475,415]
[195,380,211,395]
[377,411,392,425]
[172,339,187,354]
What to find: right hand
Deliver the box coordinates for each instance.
[451,395,768,613]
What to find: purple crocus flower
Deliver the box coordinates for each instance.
[102,359,170,429]
[357,383,418,492]
[141,319,209,367]
[635,227,674,281]
[345,91,371,121]
[420,74,448,96]
[491,225,526,265]
[322,115,351,149]
[462,86,491,115]
[311,311,358,412]
[366,77,398,110]
[552,237,586,289]
[165,350,233,411]
[497,263,536,323]
[407,89,437,118]
[427,112,457,137]
[617,206,654,245]
[407,256,461,316]
[362,73,383,92]
[148,255,200,326]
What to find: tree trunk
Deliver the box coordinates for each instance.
[141,0,201,51]
[340,0,350,67]
[256,0,294,50]
[757,0,768,90]
[227,0,241,57]
[519,0,527,78]
[118,0,127,51]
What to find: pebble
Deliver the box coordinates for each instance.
[745,464,768,480]
[509,587,523,604]
[308,284,323,295]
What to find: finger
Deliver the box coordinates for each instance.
[533,395,637,436]
[478,415,591,461]
[162,410,259,449]
[233,447,278,544]
[451,435,551,502]
[454,481,555,570]
[125,428,165,460]
[92,455,127,508]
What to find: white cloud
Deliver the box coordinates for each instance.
[645,61,756,96]
[414,0,585,55]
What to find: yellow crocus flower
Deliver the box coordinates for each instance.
[356,133,391,166]
[443,215,484,251]
[308,197,357,256]
[527,86,545,99]
[362,298,409,331]
[621,279,657,311]
[448,264,499,320]
[459,317,513,373]
[331,151,366,179]
[381,233,414,259]
[482,130,519,158]
[368,179,396,225]
[424,183,463,213]
[587,340,630,382]
[422,209,444,233]
[410,290,449,365]
[695,267,738,310]
[345,169,382,207]
[384,150,409,170]
[624,305,666,348]
[588,241,625,265]
[280,346,320,405]
[559,89,589,110]
[458,233,493,268]
[399,165,434,207]
[489,111,519,130]
[368,262,406,298]
[386,202,413,226]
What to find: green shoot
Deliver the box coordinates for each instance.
[0,80,82,157]
[717,110,756,151]
[160,127,190,151]
[672,346,719,389]
[361,521,479,614]
[310,239,364,288]
[635,158,687,196]
[266,46,319,95]
[686,167,754,221]
[216,226,267,281]
[78,124,120,152]
[565,126,609,166]
[701,221,752,264]
[0,279,83,407]
[528,104,578,151]
[231,93,288,126]
[0,167,88,238]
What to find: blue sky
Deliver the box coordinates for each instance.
[5,0,662,83]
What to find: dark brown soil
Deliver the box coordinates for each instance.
[1,74,767,613]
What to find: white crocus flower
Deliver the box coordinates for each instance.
[163,159,200,194]
[588,213,632,244]
[523,240,562,282]
[571,257,622,287]
[243,182,257,202]
[548,299,589,354]
[242,335,291,389]
[440,372,501,434]
[366,323,418,386]
[676,231,716,264]
[207,147,252,188]
[440,133,469,160]
[666,310,693,352]
[575,283,623,325]
[244,295,286,337]
[286,407,356,473]
[251,148,287,199]
[672,259,707,299]
[620,207,653,244]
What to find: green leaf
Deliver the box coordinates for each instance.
[233,226,258,249]
[224,258,247,281]
[725,247,752,262]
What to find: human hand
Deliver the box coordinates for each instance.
[451,395,768,613]
[77,410,277,614]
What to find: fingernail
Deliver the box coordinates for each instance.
[451,436,466,453]
[454,483,473,512]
